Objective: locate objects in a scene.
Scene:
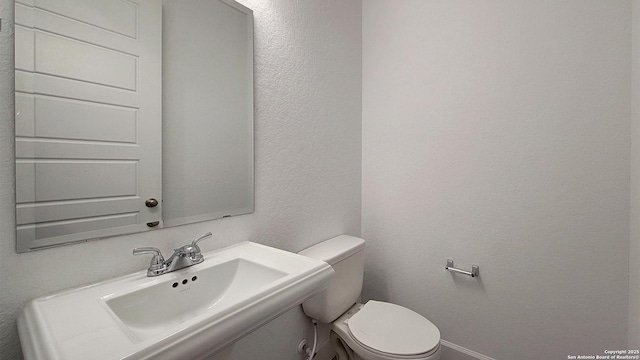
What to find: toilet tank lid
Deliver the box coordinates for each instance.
[298,235,364,265]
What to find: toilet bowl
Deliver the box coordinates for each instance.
[299,235,441,360]
[331,302,441,360]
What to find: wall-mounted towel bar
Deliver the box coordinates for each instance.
[445,259,479,278]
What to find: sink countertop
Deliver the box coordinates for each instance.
[18,241,335,360]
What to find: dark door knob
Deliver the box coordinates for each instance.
[145,198,159,208]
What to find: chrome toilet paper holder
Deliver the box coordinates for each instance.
[445,259,479,278]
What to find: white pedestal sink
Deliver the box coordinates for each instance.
[18,242,335,360]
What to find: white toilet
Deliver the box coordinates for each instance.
[299,235,441,360]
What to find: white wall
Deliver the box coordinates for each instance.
[0,0,362,358]
[630,0,640,350]
[362,1,631,359]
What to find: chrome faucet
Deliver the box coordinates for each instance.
[133,232,212,277]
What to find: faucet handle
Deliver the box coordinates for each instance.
[191,232,212,248]
[185,232,212,263]
[133,247,167,276]
[133,247,164,262]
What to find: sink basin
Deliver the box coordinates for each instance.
[104,258,288,341]
[18,242,334,360]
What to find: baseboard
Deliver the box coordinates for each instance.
[440,340,495,360]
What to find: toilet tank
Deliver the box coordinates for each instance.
[298,235,365,323]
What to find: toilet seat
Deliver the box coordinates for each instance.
[347,301,440,357]
[331,300,441,360]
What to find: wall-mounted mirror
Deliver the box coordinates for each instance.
[14,0,254,252]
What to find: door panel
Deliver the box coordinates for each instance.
[15,0,162,251]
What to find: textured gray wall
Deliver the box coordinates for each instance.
[630,0,640,350]
[362,1,631,358]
